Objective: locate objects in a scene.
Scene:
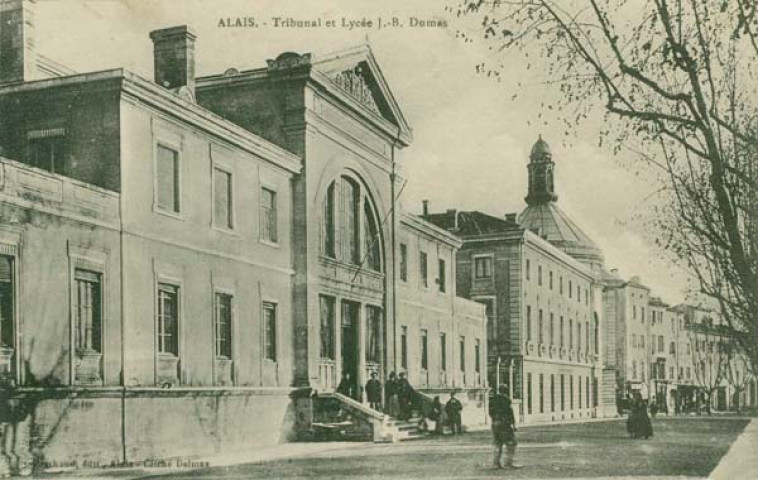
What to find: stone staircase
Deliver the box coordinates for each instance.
[313,392,428,442]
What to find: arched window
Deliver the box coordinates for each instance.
[321,175,382,272]
[364,201,381,271]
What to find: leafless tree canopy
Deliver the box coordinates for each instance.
[449,0,758,369]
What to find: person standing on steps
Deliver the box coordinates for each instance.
[365,372,382,410]
[386,371,400,417]
[490,385,520,469]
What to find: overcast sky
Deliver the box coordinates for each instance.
[34,0,694,303]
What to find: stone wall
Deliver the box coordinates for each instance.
[0,388,296,474]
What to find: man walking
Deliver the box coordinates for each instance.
[490,385,520,469]
[445,391,463,435]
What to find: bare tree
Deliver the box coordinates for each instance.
[722,333,755,411]
[448,0,758,370]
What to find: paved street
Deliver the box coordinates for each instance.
[113,417,748,479]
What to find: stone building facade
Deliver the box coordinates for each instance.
[0,0,487,472]
[426,137,613,422]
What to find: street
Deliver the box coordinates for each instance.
[126,417,748,479]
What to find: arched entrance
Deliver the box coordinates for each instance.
[316,172,386,401]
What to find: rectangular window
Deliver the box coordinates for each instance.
[578,376,582,409]
[28,132,67,174]
[560,316,564,348]
[260,188,278,243]
[585,289,589,305]
[319,296,335,360]
[475,339,481,373]
[157,284,179,356]
[474,256,493,279]
[569,280,573,298]
[526,305,532,342]
[539,373,544,413]
[538,265,542,286]
[459,336,466,372]
[570,375,574,409]
[479,299,496,348]
[569,319,573,349]
[586,376,591,408]
[0,256,14,351]
[550,313,555,346]
[420,329,428,370]
[527,372,533,414]
[550,374,555,412]
[263,302,277,361]
[440,333,447,371]
[366,306,382,363]
[399,243,408,282]
[156,144,180,213]
[420,252,428,288]
[341,178,360,263]
[214,293,233,358]
[577,285,581,302]
[578,322,582,351]
[560,276,563,294]
[593,377,598,406]
[74,269,102,353]
[213,168,233,229]
[538,309,544,344]
[549,271,553,290]
[526,259,531,280]
[401,326,408,370]
[561,374,565,411]
[438,259,446,293]
[658,335,664,353]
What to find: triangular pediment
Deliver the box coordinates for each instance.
[312,44,412,145]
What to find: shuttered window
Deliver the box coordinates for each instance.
[156,145,180,213]
[157,284,179,356]
[260,188,278,243]
[215,293,232,358]
[213,168,233,229]
[263,302,277,361]
[74,269,102,352]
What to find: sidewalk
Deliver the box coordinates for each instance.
[44,441,368,479]
[709,418,758,480]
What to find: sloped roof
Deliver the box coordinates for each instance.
[423,210,521,237]
[518,202,604,266]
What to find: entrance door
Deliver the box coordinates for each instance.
[341,301,359,399]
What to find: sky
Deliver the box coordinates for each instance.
[33,0,694,303]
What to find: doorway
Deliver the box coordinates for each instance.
[341,301,359,400]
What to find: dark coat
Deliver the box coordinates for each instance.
[365,379,382,403]
[337,377,355,399]
[445,397,463,418]
[430,399,443,421]
[397,378,413,401]
[490,393,516,444]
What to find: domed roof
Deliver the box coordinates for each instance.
[530,135,552,160]
[518,202,604,270]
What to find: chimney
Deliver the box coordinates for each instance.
[422,200,429,216]
[446,209,458,229]
[0,0,37,85]
[149,25,197,92]
[505,213,517,223]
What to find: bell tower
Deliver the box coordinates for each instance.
[525,135,558,205]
